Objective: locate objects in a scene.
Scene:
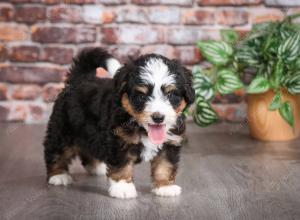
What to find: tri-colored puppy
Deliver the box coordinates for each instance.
[44,48,195,199]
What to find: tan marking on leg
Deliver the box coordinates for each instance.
[107,162,134,183]
[47,146,79,179]
[151,153,177,187]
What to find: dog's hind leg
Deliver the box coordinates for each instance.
[79,152,107,176]
[45,146,78,186]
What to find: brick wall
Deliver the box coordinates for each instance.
[0,0,299,123]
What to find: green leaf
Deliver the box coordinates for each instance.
[197,41,233,66]
[221,29,240,44]
[215,69,243,94]
[278,31,300,62]
[183,107,190,117]
[236,47,260,66]
[269,59,284,89]
[193,74,214,101]
[279,101,295,127]
[269,91,282,111]
[247,75,270,94]
[193,96,218,127]
[285,73,300,94]
[252,22,275,32]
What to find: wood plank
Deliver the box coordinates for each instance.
[0,122,299,220]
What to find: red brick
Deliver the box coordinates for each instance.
[182,9,214,25]
[9,103,28,122]
[102,11,115,23]
[212,103,246,122]
[0,104,10,121]
[15,6,46,24]
[0,44,8,62]
[148,7,181,24]
[102,26,164,44]
[10,0,40,2]
[0,65,65,84]
[108,45,141,62]
[166,27,220,45]
[213,92,245,104]
[63,0,95,3]
[97,0,129,4]
[216,9,248,26]
[11,85,42,100]
[9,45,40,62]
[0,83,8,100]
[141,45,176,59]
[249,8,284,24]
[174,46,202,65]
[0,4,14,21]
[40,46,74,65]
[32,25,96,43]
[42,83,64,103]
[116,7,148,23]
[198,0,261,5]
[45,0,96,3]
[29,103,46,121]
[48,5,82,23]
[133,0,193,5]
[0,24,29,41]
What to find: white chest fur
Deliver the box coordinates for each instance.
[140,135,162,162]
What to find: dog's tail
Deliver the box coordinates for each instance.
[67,48,122,83]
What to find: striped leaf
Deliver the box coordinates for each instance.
[269,59,284,89]
[193,74,214,101]
[278,31,300,62]
[285,73,300,94]
[247,75,270,94]
[236,47,260,66]
[197,41,233,66]
[193,96,218,127]
[215,69,243,95]
[279,101,295,128]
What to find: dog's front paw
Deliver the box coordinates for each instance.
[108,179,137,199]
[48,174,73,186]
[152,185,181,197]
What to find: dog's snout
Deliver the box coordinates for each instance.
[151,112,165,124]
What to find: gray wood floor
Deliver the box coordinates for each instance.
[0,122,300,220]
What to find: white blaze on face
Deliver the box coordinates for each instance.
[140,58,177,144]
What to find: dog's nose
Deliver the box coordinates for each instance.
[151,112,165,124]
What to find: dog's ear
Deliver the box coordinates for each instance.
[113,67,129,99]
[182,66,195,105]
[169,59,195,106]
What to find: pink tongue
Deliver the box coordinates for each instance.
[148,124,166,145]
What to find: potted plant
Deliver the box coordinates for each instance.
[192,14,300,141]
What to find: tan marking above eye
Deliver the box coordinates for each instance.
[164,84,176,94]
[135,85,148,94]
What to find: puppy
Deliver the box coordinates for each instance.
[44,48,195,199]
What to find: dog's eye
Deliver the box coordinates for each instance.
[137,93,147,102]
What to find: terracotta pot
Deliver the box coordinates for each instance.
[247,90,300,141]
